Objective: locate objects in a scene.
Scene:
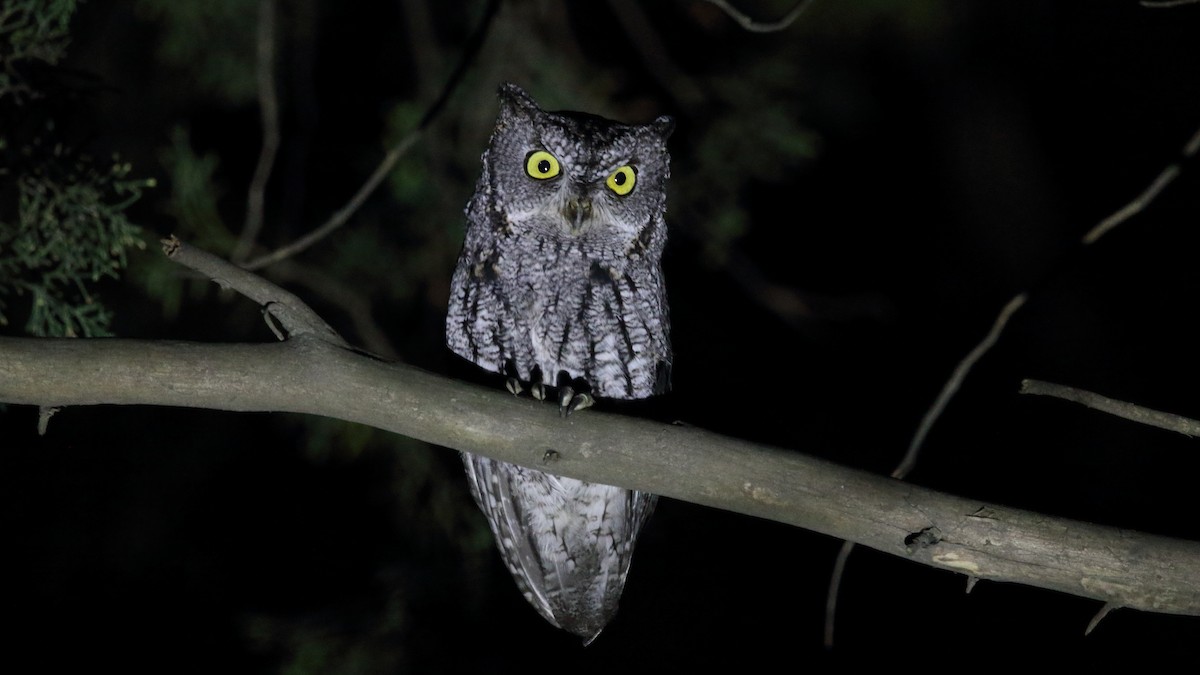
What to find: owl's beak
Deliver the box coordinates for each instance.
[562,196,593,233]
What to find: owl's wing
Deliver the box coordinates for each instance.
[619,267,672,395]
[461,452,560,628]
[461,452,655,642]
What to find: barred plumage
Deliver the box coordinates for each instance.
[446,84,673,642]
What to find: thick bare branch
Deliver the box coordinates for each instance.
[2,334,1200,617]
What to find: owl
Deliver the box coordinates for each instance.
[446,83,673,642]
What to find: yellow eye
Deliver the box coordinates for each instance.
[525,150,560,180]
[606,166,636,195]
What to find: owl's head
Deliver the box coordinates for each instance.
[480,83,673,247]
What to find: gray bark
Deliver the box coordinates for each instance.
[3,334,1199,617]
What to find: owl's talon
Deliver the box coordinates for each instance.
[558,386,575,416]
[559,389,594,417]
[570,393,595,414]
[506,377,524,396]
[531,382,548,402]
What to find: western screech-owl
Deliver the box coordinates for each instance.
[446,83,673,642]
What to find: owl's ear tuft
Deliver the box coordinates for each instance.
[649,115,674,140]
[498,83,541,119]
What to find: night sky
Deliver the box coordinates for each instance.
[4,1,1200,670]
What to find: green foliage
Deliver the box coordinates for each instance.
[127,126,231,321]
[158,125,230,246]
[296,417,489,551]
[242,418,491,673]
[383,102,429,206]
[679,66,821,265]
[0,0,77,101]
[0,0,150,337]
[132,0,258,104]
[0,144,151,336]
[243,588,410,674]
[808,0,951,41]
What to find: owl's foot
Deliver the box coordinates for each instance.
[558,387,595,417]
[556,373,594,416]
[502,365,592,414]
[505,377,524,396]
[503,362,545,400]
[506,377,586,413]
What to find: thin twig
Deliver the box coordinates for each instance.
[700,0,813,32]
[726,248,812,327]
[242,0,502,271]
[895,294,1028,480]
[895,120,1200,470]
[1020,379,1200,437]
[823,262,1030,649]
[1085,603,1118,636]
[270,258,400,360]
[1083,167,1179,244]
[824,117,1200,646]
[1140,0,1200,7]
[232,0,281,264]
[608,0,705,107]
[1083,123,1200,244]
[242,132,422,271]
[37,405,58,435]
[398,0,441,101]
[823,539,853,649]
[901,119,1200,473]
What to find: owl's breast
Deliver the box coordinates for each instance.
[448,220,670,400]
[500,233,670,399]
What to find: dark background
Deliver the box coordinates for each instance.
[4,0,1200,670]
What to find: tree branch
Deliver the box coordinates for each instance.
[240,132,422,271]
[2,335,1200,617]
[897,294,1029,480]
[823,119,1200,633]
[231,0,281,264]
[699,0,813,33]
[827,292,1028,645]
[893,118,1200,479]
[240,0,502,271]
[1140,0,1200,8]
[1020,378,1200,437]
[163,235,347,347]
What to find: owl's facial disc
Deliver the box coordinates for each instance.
[562,195,593,232]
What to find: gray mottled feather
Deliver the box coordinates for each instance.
[461,453,657,641]
[447,83,673,398]
[447,83,672,641]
